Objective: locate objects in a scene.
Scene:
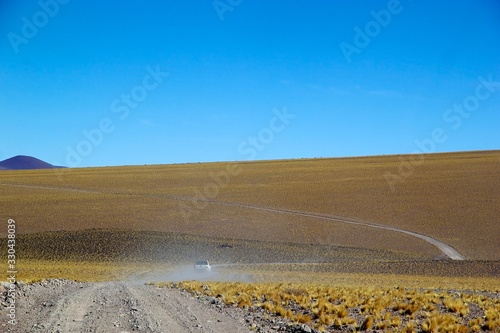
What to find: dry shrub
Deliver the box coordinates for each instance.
[262,302,274,312]
[389,316,402,328]
[319,314,335,326]
[401,322,417,333]
[484,306,500,321]
[444,298,469,316]
[375,321,388,330]
[224,294,236,305]
[237,294,253,308]
[360,315,374,330]
[333,304,349,318]
[482,320,500,331]
[154,280,500,333]
[482,308,500,332]
[470,323,482,332]
[283,287,307,296]
[342,317,356,326]
[294,313,312,324]
[468,317,482,328]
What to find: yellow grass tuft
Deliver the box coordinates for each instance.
[158,281,500,333]
[375,321,388,330]
[389,315,402,328]
[319,314,335,326]
[443,298,469,316]
[360,315,374,330]
[294,313,313,324]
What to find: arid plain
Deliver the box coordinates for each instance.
[1,150,500,332]
[1,150,499,257]
[1,150,499,283]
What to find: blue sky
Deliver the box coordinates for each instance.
[1,0,499,167]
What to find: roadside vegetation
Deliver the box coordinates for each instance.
[14,259,141,283]
[158,281,500,332]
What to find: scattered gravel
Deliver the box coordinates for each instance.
[1,279,250,332]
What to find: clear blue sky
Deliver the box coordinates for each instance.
[1,0,499,167]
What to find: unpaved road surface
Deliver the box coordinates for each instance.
[2,279,255,333]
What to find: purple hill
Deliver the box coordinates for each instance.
[0,156,66,171]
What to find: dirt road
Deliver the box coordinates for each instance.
[194,200,468,261]
[4,279,252,333]
[1,182,467,260]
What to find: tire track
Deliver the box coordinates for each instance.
[128,283,250,332]
[17,281,249,332]
[43,283,100,333]
[1,182,467,260]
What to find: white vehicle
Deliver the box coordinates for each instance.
[194,260,211,271]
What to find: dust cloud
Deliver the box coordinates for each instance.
[127,265,253,285]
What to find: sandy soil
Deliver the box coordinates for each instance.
[1,279,254,333]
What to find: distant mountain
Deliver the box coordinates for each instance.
[0,155,66,171]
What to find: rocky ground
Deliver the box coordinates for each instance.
[0,279,318,333]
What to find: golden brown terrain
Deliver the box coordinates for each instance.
[2,229,499,285]
[1,150,499,260]
[0,151,499,281]
[1,150,499,332]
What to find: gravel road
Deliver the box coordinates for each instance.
[2,279,254,333]
[2,279,321,332]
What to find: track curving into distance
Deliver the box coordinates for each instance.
[1,182,467,260]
